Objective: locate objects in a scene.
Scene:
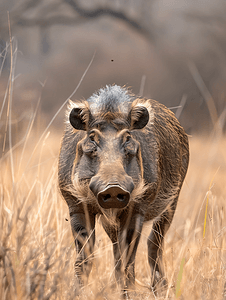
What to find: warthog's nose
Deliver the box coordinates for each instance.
[97,185,130,209]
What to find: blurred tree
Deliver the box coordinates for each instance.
[0,0,156,55]
[0,39,8,74]
[0,0,226,133]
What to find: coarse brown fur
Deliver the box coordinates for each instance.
[58,85,189,295]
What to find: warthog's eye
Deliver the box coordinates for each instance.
[89,132,99,145]
[89,134,95,142]
[123,134,137,156]
[125,135,131,143]
[123,135,131,147]
[82,133,99,155]
[88,129,101,145]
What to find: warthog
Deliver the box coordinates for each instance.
[58,85,189,293]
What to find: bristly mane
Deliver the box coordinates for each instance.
[66,85,154,128]
[87,85,135,117]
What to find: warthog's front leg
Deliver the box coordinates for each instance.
[70,211,95,286]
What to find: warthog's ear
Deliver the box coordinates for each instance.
[128,104,149,130]
[68,100,91,131]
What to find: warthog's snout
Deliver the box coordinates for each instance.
[97,185,131,209]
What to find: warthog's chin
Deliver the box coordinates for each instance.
[99,179,149,227]
[100,208,120,227]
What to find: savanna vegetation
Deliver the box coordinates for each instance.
[1,61,226,299]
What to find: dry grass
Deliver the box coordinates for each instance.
[1,40,226,300]
[0,118,226,299]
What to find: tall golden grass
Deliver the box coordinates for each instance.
[1,40,226,299]
[1,110,226,299]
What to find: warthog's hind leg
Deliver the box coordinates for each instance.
[147,198,178,291]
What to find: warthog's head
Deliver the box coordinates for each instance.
[68,86,151,210]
